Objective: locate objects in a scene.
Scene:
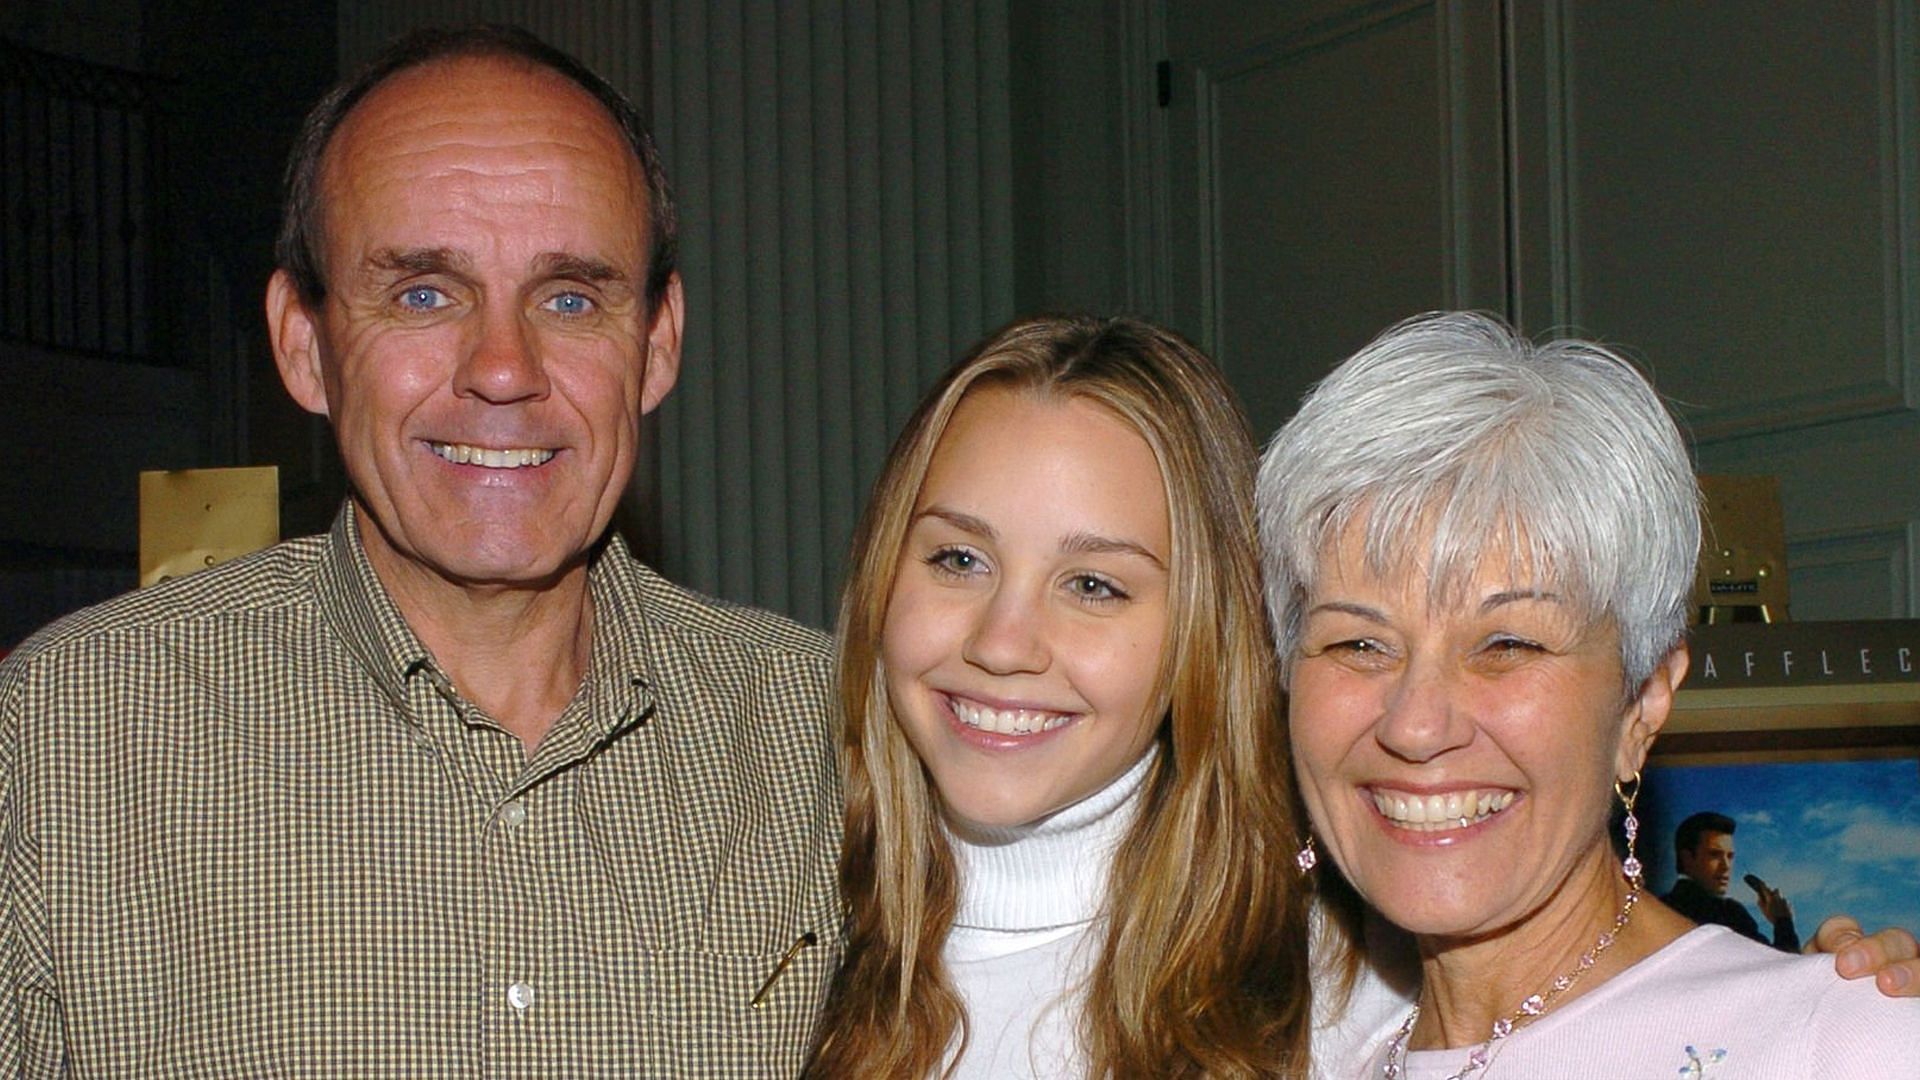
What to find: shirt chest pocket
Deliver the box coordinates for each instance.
[635,937,845,1077]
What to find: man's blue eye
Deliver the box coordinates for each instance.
[400,286,446,311]
[546,292,593,315]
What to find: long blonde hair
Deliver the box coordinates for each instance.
[810,315,1313,1078]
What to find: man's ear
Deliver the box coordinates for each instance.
[267,269,331,417]
[1617,643,1690,780]
[639,273,684,415]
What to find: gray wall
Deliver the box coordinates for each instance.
[9,1,1911,638]
[1152,0,1918,622]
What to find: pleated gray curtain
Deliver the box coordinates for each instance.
[652,0,1015,628]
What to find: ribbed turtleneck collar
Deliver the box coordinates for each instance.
[946,745,1159,932]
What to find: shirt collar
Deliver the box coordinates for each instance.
[311,502,656,742]
[312,504,435,717]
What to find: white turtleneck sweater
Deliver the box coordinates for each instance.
[938,749,1156,1080]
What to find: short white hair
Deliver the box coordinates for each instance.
[1256,311,1700,692]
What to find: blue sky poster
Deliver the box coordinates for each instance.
[1640,756,1920,936]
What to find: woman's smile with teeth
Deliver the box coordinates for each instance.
[948,696,1075,736]
[430,441,557,468]
[1369,787,1516,831]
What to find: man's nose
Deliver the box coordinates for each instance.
[960,585,1050,675]
[455,306,550,404]
[1372,657,1474,764]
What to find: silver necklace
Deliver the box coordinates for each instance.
[1379,883,1640,1080]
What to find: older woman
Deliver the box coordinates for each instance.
[1258,312,1920,1078]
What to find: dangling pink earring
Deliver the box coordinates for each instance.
[1295,835,1318,873]
[1616,771,1643,885]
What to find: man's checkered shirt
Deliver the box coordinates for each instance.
[0,508,843,1076]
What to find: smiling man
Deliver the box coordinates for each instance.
[0,27,838,1076]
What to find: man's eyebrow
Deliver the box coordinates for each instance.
[533,252,629,284]
[365,247,469,276]
[1060,531,1166,569]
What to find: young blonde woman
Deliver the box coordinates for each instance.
[808,315,1316,1078]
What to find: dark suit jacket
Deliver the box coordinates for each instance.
[1662,876,1800,952]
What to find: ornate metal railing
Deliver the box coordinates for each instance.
[1,39,179,364]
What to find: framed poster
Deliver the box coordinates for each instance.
[1656,622,1920,936]
[1639,754,1920,937]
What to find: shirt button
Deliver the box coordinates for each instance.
[499,802,528,828]
[507,982,535,1011]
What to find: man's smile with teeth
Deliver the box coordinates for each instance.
[948,695,1076,736]
[429,441,557,469]
[1370,787,1517,832]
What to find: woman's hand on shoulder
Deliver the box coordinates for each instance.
[1813,915,1920,996]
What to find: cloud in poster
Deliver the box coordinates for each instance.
[1763,862,1837,902]
[1802,801,1858,830]
[1830,815,1920,865]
